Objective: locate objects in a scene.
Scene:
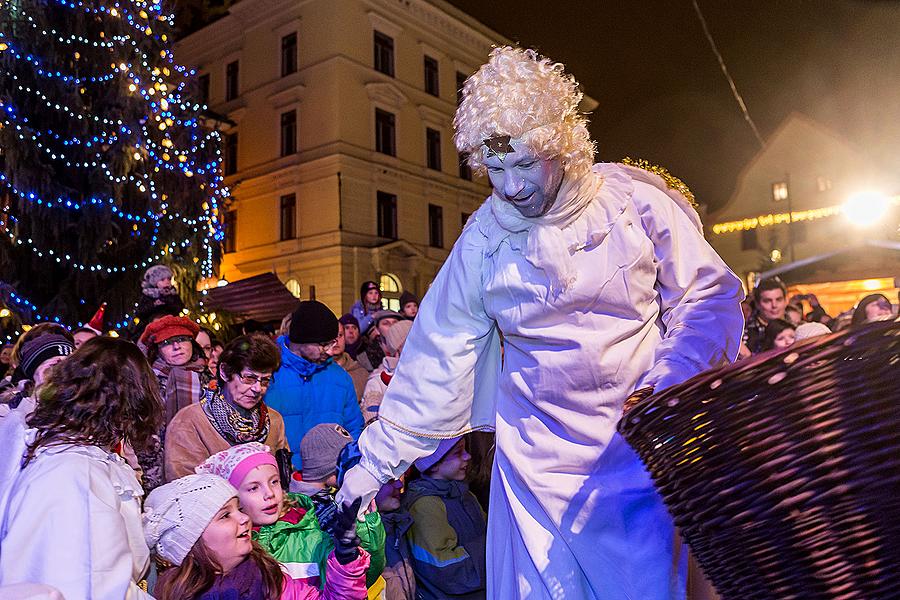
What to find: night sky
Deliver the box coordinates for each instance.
[445,0,900,213]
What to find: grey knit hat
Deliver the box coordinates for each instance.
[143,474,238,566]
[300,423,352,482]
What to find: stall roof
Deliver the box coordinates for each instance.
[203,273,298,323]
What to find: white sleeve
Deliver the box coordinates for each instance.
[632,181,745,391]
[0,455,154,600]
[358,221,501,483]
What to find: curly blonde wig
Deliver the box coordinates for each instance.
[453,46,595,177]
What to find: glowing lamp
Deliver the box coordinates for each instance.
[842,191,890,227]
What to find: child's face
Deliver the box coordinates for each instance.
[201,497,252,573]
[428,439,471,482]
[774,328,796,349]
[374,479,403,512]
[237,464,283,526]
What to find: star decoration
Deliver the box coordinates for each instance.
[483,135,515,161]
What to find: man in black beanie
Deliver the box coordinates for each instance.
[264,301,364,471]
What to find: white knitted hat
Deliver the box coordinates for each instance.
[143,474,238,565]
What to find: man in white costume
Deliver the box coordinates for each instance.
[338,47,743,598]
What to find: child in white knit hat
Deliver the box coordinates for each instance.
[144,473,369,599]
[194,443,385,592]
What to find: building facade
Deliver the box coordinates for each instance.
[707,113,898,305]
[176,0,502,314]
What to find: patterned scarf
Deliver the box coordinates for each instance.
[201,388,271,445]
[153,356,206,424]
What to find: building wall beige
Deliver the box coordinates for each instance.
[176,0,501,315]
[707,112,896,285]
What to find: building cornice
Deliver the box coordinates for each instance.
[363,0,504,64]
[366,81,410,109]
[367,10,403,38]
[417,104,451,128]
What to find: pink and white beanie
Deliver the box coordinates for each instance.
[195,442,278,488]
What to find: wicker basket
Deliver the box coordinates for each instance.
[618,319,900,600]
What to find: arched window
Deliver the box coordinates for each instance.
[285,278,302,299]
[380,273,402,312]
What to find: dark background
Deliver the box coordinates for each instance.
[445,0,900,212]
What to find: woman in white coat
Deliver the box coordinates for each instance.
[0,337,162,599]
[338,47,744,598]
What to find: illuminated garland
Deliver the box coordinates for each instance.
[711,206,843,234]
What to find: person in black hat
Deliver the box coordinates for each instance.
[264,301,364,471]
[1,331,75,418]
[399,290,419,319]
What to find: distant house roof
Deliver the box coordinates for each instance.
[203,272,298,323]
[756,240,900,285]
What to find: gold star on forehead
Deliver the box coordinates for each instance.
[483,135,516,161]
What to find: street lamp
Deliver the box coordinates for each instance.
[841,191,890,227]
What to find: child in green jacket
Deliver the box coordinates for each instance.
[195,442,386,590]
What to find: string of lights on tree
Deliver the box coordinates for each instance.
[0,0,229,335]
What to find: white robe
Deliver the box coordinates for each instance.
[357,163,744,599]
[0,413,152,600]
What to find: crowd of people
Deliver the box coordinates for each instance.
[0,274,489,600]
[0,264,895,599]
[739,277,897,357]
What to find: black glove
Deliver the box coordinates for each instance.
[331,498,362,565]
[274,448,293,492]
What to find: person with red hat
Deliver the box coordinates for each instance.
[137,315,208,492]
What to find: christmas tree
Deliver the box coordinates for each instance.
[0,0,225,331]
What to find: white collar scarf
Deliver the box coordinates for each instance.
[484,162,633,298]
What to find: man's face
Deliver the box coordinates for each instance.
[376,317,399,339]
[343,323,360,345]
[291,339,338,364]
[758,289,787,322]
[484,143,564,218]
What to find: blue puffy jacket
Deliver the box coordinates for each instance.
[264,336,364,470]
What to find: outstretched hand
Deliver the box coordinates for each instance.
[335,464,382,518]
[332,497,363,565]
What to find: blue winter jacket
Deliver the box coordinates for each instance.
[264,336,364,470]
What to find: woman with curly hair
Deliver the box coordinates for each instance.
[0,336,163,599]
